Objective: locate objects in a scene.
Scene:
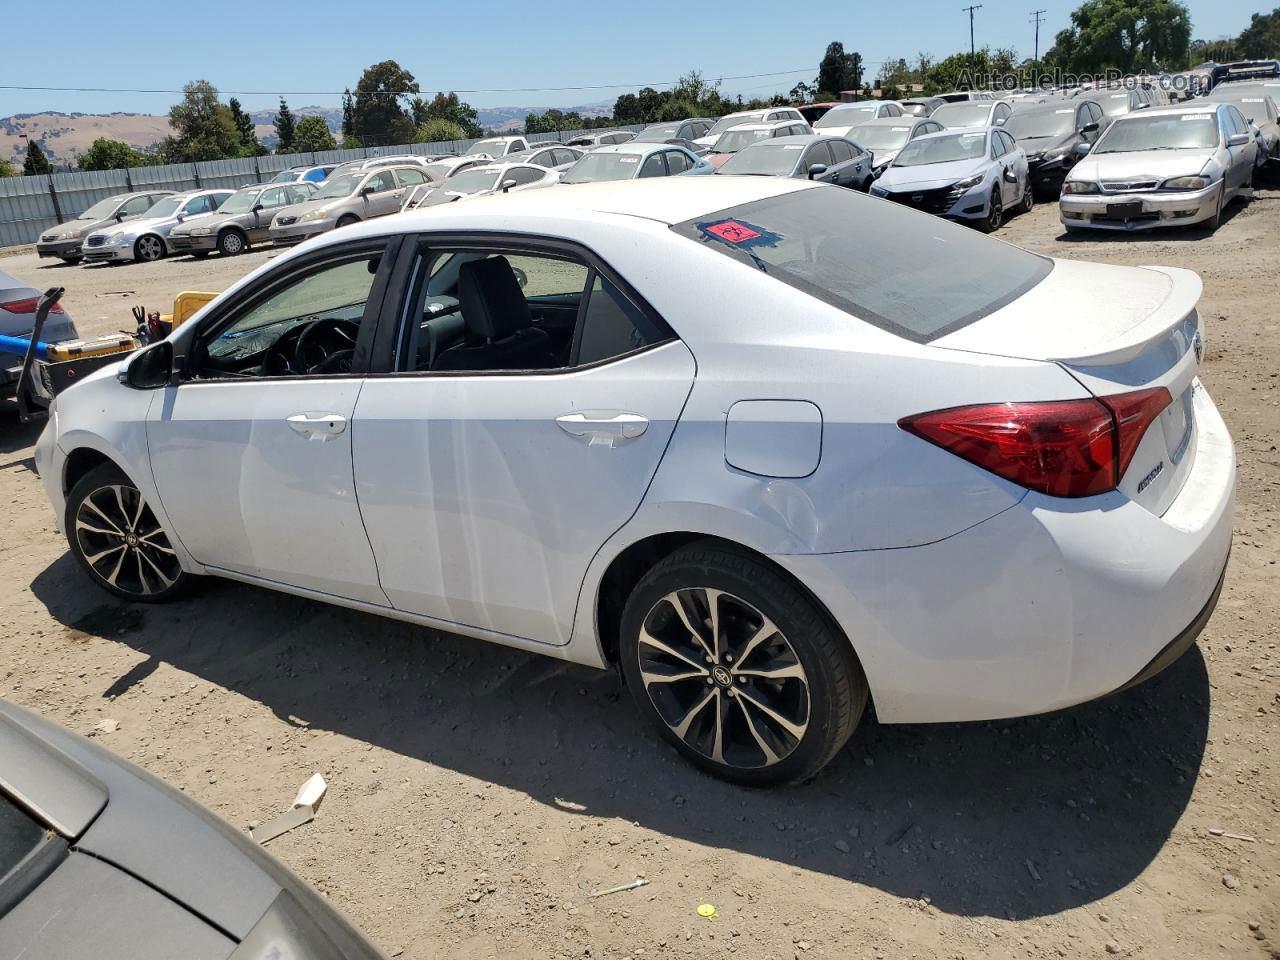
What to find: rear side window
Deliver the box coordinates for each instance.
[671,188,1052,343]
[576,276,668,365]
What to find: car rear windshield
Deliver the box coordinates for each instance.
[930,103,991,125]
[852,125,915,149]
[1,793,44,878]
[1004,108,1077,139]
[718,142,803,176]
[814,105,878,128]
[670,187,1051,343]
[715,129,772,153]
[561,152,644,183]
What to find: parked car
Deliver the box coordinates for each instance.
[706,120,814,168]
[635,118,715,143]
[169,182,318,258]
[270,165,429,244]
[813,100,905,137]
[36,176,1232,785]
[1060,103,1257,232]
[559,142,713,183]
[716,134,873,189]
[693,107,807,147]
[410,162,559,207]
[82,190,234,264]
[930,99,1014,129]
[1097,88,1153,119]
[420,156,495,183]
[796,102,843,124]
[1003,99,1106,196]
[1,270,78,401]
[870,126,1032,232]
[843,116,945,176]
[330,155,438,178]
[507,144,586,173]
[36,192,174,264]
[935,90,996,103]
[463,136,529,158]
[1203,86,1280,169]
[0,698,386,959]
[900,97,947,117]
[565,130,637,148]
[269,163,336,185]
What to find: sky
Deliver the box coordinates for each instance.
[1,0,1266,118]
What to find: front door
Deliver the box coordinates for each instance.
[147,244,395,605]
[353,243,695,645]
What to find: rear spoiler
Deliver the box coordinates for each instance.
[1052,266,1202,366]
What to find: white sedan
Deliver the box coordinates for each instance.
[34,177,1234,785]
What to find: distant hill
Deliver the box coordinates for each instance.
[3,100,617,167]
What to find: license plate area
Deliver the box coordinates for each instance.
[1104,201,1145,220]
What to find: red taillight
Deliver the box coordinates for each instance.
[899,387,1172,498]
[0,297,64,315]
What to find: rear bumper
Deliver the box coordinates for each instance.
[36,239,83,259]
[1060,182,1221,230]
[774,380,1235,724]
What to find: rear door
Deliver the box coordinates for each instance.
[352,238,695,646]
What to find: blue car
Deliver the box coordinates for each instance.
[869,126,1033,232]
[559,142,714,183]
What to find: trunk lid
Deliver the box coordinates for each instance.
[934,258,1203,515]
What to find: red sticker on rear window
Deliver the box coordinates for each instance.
[704,220,762,244]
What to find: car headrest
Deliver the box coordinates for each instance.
[457,256,530,340]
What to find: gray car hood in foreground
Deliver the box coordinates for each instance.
[1070,148,1216,183]
[876,156,989,190]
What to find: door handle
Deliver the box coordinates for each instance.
[287,413,347,439]
[556,412,648,447]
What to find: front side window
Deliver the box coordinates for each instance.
[365,171,396,193]
[672,188,1051,343]
[184,195,218,216]
[121,195,154,215]
[577,275,668,365]
[665,150,692,174]
[638,153,667,177]
[199,254,381,377]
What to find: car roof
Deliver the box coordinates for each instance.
[1014,99,1094,116]
[914,125,996,142]
[720,120,800,132]
[1126,103,1227,118]
[762,134,841,146]
[590,141,687,156]
[850,116,930,127]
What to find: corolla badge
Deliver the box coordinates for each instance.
[1193,330,1204,364]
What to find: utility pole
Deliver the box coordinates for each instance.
[1030,9,1047,62]
[962,4,983,59]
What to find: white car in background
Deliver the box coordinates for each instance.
[463,136,529,159]
[694,107,807,147]
[930,99,1014,129]
[1061,102,1257,232]
[36,177,1232,786]
[407,162,559,207]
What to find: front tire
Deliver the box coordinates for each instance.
[65,463,190,603]
[217,229,247,256]
[1017,177,1034,214]
[60,256,82,265]
[336,214,360,228]
[978,188,1003,233]
[618,542,867,786]
[133,234,166,262]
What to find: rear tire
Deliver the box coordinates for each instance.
[618,541,868,786]
[65,463,191,603]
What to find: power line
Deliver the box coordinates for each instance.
[0,68,824,99]
[962,4,984,58]
[1030,9,1048,62]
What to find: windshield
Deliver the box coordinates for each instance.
[444,168,500,193]
[900,103,931,116]
[893,131,988,167]
[718,143,804,176]
[561,151,644,183]
[707,113,762,137]
[930,103,991,126]
[217,189,263,214]
[270,170,300,183]
[0,792,48,879]
[466,139,505,156]
[1101,94,1134,116]
[1004,108,1077,139]
[636,125,679,141]
[142,197,183,219]
[672,188,1050,342]
[315,175,362,199]
[1094,113,1220,153]
[79,197,123,220]
[852,125,914,149]
[714,128,772,153]
[815,105,878,129]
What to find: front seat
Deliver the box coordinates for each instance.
[432,256,553,371]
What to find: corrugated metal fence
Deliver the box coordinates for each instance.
[0,127,644,249]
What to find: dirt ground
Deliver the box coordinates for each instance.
[1,190,1277,960]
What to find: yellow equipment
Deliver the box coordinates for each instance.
[161,290,219,330]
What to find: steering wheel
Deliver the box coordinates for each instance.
[293,318,360,375]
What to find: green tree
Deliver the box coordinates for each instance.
[414,118,466,142]
[228,97,265,156]
[408,91,481,139]
[1048,0,1192,72]
[341,88,357,141]
[77,138,155,171]
[352,60,419,146]
[0,158,16,178]
[789,81,813,104]
[22,139,53,175]
[1236,6,1280,58]
[157,80,240,163]
[292,115,336,152]
[816,42,865,98]
[275,98,296,153]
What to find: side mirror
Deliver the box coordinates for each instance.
[1080,121,1099,134]
[1074,142,1092,156]
[995,116,1007,125]
[807,163,828,180]
[1226,132,1251,147]
[360,186,374,197]
[501,179,518,193]
[252,203,264,213]
[115,212,126,222]
[119,341,173,390]
[1003,168,1018,183]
